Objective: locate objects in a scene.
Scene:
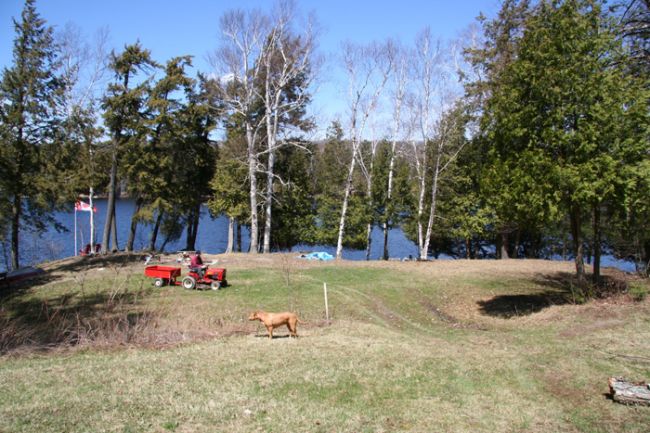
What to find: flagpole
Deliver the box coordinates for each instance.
[89,187,95,255]
[74,206,78,257]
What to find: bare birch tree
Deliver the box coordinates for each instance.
[335,40,394,259]
[382,45,409,260]
[408,28,441,259]
[57,25,109,255]
[260,0,318,253]
[419,36,466,259]
[359,125,381,260]
[212,9,269,253]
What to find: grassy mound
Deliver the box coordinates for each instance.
[1,254,648,432]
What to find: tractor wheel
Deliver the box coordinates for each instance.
[154,278,165,288]
[211,281,221,291]
[182,276,196,290]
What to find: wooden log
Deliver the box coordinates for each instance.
[609,377,650,406]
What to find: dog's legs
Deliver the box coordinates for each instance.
[266,325,273,339]
[288,321,298,338]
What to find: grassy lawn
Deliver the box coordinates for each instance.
[1,254,649,432]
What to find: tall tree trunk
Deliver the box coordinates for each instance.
[149,210,163,251]
[192,205,200,248]
[160,234,170,252]
[500,231,510,259]
[570,205,585,280]
[336,148,358,259]
[184,209,194,251]
[185,204,200,251]
[364,139,379,261]
[365,224,372,261]
[382,222,389,261]
[423,153,442,260]
[101,146,118,254]
[416,172,427,259]
[262,59,281,255]
[10,195,21,270]
[236,220,242,252]
[263,147,275,254]
[110,204,118,252]
[246,124,259,254]
[592,202,601,284]
[125,197,143,252]
[466,238,471,259]
[226,216,235,253]
[382,143,396,261]
[514,229,521,259]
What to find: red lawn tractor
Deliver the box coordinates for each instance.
[144,265,227,290]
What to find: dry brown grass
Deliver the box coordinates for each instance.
[1,253,649,432]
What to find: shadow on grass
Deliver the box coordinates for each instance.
[477,272,628,319]
[0,252,148,299]
[0,255,160,354]
[253,334,293,339]
[49,252,148,274]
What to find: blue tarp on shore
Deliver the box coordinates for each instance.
[298,252,334,261]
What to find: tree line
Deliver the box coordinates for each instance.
[1,0,648,281]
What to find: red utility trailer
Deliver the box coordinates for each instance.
[144,265,227,290]
[144,265,182,288]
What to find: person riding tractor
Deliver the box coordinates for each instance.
[190,250,207,279]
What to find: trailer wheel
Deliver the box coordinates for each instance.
[211,281,221,291]
[154,278,165,288]
[182,276,196,290]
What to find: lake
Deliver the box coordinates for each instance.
[1,198,636,273]
[1,199,418,271]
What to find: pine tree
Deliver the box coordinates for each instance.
[122,56,195,252]
[0,0,67,270]
[100,42,157,253]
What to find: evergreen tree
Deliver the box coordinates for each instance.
[208,152,249,253]
[463,0,533,259]
[371,140,412,259]
[175,74,219,251]
[0,0,67,270]
[122,56,194,251]
[100,42,157,253]
[481,0,649,280]
[313,121,367,249]
[268,139,315,250]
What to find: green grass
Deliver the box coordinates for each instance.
[1,257,649,432]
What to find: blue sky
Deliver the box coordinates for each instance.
[1,0,498,135]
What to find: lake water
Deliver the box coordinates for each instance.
[1,198,418,271]
[1,198,636,273]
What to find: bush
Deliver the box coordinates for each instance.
[628,283,648,302]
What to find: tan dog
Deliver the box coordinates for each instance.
[248,310,301,339]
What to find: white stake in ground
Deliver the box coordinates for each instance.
[323,282,330,322]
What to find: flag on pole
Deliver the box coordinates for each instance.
[75,200,96,212]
